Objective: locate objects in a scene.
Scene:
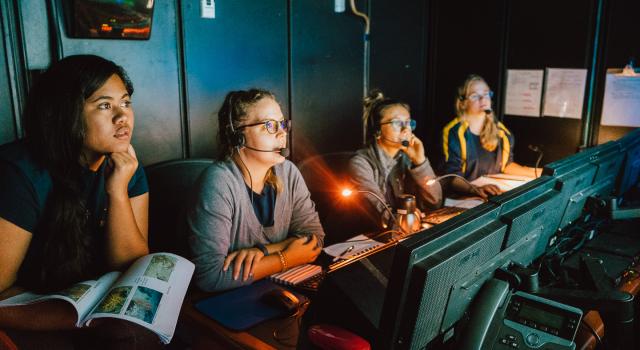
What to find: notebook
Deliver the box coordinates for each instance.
[323,234,383,260]
[194,279,308,331]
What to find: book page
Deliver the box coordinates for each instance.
[84,252,195,344]
[0,272,120,327]
[471,174,533,192]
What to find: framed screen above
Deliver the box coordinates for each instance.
[68,0,155,40]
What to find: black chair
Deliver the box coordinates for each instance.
[145,158,214,256]
[297,152,377,245]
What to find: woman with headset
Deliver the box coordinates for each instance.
[187,89,324,292]
[348,90,442,229]
[442,74,538,198]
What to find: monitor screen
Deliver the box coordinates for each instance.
[489,175,564,266]
[378,203,503,349]
[616,128,640,197]
[307,202,503,349]
[544,151,598,230]
[68,0,155,39]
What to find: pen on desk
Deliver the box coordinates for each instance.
[332,245,355,262]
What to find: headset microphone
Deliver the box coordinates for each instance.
[381,135,410,147]
[279,148,290,157]
[484,109,493,115]
[244,145,289,157]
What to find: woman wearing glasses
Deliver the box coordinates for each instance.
[442,74,538,198]
[348,90,442,229]
[187,89,324,292]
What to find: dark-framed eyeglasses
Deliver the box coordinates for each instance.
[237,119,291,134]
[380,119,416,131]
[466,91,494,102]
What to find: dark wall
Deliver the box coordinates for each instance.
[424,0,507,168]
[425,0,638,170]
[290,1,365,161]
[503,0,596,165]
[181,0,289,159]
[1,0,637,168]
[370,0,428,150]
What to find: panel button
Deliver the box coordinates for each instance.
[525,333,540,347]
[506,335,516,341]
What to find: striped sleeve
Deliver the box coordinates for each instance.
[442,120,465,176]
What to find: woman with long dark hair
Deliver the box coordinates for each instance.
[0,55,156,348]
[187,88,324,292]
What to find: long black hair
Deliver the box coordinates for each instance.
[22,55,133,292]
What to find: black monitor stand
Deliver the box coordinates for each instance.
[520,255,634,350]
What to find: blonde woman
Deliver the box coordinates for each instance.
[442,74,538,198]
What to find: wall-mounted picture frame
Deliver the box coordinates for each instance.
[67,0,155,40]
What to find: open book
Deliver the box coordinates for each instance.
[0,252,194,344]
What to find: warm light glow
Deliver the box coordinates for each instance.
[341,188,353,197]
[426,179,436,186]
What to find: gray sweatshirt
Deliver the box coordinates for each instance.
[187,158,325,292]
[348,143,442,224]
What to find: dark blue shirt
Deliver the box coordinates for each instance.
[246,184,276,227]
[0,140,148,287]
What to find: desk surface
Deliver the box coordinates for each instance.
[180,290,303,350]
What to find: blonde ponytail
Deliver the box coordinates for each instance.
[480,111,499,152]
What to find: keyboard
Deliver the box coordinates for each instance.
[295,272,326,292]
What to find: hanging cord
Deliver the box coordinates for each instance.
[350,0,371,144]
[349,0,370,34]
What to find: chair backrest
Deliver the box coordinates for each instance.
[145,158,214,255]
[297,152,377,245]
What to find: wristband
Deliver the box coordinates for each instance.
[255,243,269,256]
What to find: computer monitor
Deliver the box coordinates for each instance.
[554,141,626,230]
[382,204,506,349]
[544,150,598,230]
[308,202,503,349]
[488,175,565,266]
[616,128,640,197]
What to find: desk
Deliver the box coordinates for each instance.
[180,290,305,350]
[574,264,640,350]
[571,219,640,349]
